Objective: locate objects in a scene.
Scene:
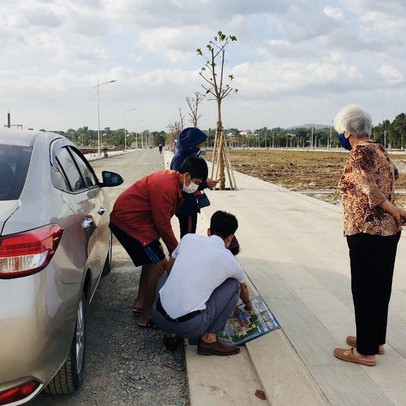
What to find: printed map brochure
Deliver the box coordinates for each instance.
[218,295,279,345]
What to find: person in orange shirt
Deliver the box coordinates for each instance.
[110,156,208,328]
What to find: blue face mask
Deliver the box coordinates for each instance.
[337,133,352,151]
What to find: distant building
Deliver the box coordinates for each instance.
[240,129,254,137]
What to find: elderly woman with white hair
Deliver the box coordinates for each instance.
[333,105,406,367]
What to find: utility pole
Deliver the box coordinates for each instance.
[123,108,136,151]
[329,127,332,149]
[4,111,22,129]
[311,127,314,149]
[93,79,117,155]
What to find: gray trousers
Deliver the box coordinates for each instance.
[152,275,240,338]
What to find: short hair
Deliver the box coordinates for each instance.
[210,210,238,240]
[179,156,208,181]
[333,105,372,138]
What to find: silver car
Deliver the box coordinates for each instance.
[0,129,123,405]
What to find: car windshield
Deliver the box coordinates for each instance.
[0,144,32,201]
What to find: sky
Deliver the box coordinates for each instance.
[1,0,406,133]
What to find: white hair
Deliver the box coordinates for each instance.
[333,105,372,138]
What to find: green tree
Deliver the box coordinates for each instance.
[392,113,406,149]
[197,31,238,189]
[373,119,391,147]
[294,128,309,148]
[151,131,166,147]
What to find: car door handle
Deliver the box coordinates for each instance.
[82,217,94,229]
[98,206,106,215]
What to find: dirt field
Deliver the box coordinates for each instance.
[207,148,406,207]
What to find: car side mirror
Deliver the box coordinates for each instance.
[101,171,123,187]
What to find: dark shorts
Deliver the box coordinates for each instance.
[109,222,165,266]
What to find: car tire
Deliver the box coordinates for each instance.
[45,291,86,394]
[102,231,112,276]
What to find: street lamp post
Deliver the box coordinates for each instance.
[133,119,144,149]
[93,79,117,155]
[122,108,136,151]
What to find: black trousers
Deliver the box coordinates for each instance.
[176,213,198,238]
[347,232,401,355]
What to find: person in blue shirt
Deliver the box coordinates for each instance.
[170,127,218,237]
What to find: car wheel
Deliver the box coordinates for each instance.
[45,291,86,394]
[102,231,112,276]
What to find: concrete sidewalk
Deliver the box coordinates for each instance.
[164,151,406,406]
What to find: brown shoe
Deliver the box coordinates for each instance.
[334,348,376,367]
[197,339,240,356]
[346,336,385,355]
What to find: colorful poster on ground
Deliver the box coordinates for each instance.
[218,295,279,345]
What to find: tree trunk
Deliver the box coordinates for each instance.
[216,121,225,190]
[215,98,225,190]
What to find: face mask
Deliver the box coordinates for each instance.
[183,180,199,194]
[337,133,352,151]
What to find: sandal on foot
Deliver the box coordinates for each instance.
[132,307,143,316]
[138,319,158,329]
[334,347,376,367]
[346,336,384,355]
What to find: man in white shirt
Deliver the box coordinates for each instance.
[152,211,252,356]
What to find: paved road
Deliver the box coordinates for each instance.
[31,149,187,406]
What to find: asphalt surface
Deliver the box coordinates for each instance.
[31,149,188,406]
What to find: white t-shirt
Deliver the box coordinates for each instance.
[159,234,246,319]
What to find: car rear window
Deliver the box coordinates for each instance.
[0,144,32,200]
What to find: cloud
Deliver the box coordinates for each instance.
[323,6,344,21]
[379,65,404,83]
[138,27,203,63]
[25,8,62,27]
[1,0,406,132]
[233,53,363,99]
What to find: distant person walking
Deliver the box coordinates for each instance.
[171,127,218,237]
[158,144,163,154]
[109,156,208,328]
[332,105,406,367]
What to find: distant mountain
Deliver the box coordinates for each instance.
[288,124,331,130]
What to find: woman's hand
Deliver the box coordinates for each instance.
[206,178,219,189]
[380,200,406,225]
[393,207,406,225]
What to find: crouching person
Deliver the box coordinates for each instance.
[152,210,252,356]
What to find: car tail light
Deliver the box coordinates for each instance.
[0,224,63,279]
[0,380,40,405]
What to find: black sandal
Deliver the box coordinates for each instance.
[132,308,143,316]
[137,319,158,329]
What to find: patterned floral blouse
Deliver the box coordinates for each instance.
[338,141,401,236]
